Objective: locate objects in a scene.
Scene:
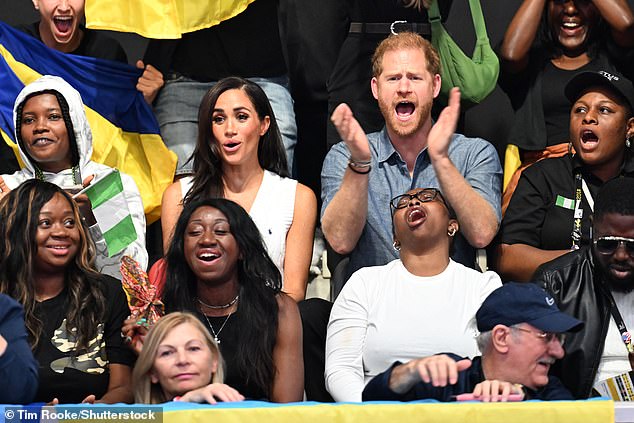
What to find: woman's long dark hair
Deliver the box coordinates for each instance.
[162,198,282,398]
[184,77,289,205]
[0,180,104,351]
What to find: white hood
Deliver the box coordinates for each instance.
[8,75,93,186]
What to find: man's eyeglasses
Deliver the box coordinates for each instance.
[389,188,446,210]
[594,236,634,256]
[512,326,566,346]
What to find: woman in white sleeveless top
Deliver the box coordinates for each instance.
[161,77,316,302]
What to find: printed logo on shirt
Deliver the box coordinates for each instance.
[555,195,575,210]
[49,319,108,374]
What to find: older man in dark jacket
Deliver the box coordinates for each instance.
[535,178,634,398]
[363,283,582,402]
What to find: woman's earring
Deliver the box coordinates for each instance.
[626,135,632,148]
[448,227,457,237]
[393,241,401,252]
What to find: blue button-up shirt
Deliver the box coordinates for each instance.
[321,127,502,279]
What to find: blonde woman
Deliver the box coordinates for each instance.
[132,312,244,404]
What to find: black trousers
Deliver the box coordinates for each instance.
[277,0,348,199]
[298,298,334,402]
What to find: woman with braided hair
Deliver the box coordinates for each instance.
[0,75,147,279]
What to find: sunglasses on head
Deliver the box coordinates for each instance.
[594,236,634,256]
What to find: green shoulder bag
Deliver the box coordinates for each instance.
[428,0,499,104]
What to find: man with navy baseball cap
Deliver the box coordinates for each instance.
[362,283,583,402]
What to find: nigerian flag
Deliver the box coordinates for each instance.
[83,169,137,257]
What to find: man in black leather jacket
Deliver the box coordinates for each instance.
[534,178,634,398]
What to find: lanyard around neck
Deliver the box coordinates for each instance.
[570,172,594,250]
[605,290,634,369]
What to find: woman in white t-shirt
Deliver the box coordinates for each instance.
[161,77,316,302]
[325,187,502,402]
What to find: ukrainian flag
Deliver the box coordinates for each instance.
[85,0,256,39]
[0,21,176,224]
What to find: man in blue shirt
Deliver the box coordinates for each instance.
[363,283,583,402]
[321,32,502,278]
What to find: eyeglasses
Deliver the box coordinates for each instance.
[390,188,446,210]
[594,236,634,256]
[512,326,566,347]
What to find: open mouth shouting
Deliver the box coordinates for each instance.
[406,206,427,228]
[395,101,416,121]
[579,129,599,151]
[54,16,73,34]
[50,15,77,42]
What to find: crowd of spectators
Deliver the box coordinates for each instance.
[0,0,633,407]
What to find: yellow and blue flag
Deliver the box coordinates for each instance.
[85,0,256,39]
[0,21,176,223]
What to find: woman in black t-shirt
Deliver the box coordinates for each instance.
[0,180,135,403]
[496,70,634,282]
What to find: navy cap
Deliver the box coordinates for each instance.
[565,70,634,112]
[476,283,584,333]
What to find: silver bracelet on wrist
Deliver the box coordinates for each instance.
[348,158,372,169]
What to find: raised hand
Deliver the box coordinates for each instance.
[73,174,97,226]
[136,60,164,104]
[331,103,371,162]
[121,311,149,355]
[427,87,461,161]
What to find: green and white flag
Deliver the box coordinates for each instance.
[555,195,575,210]
[82,169,136,257]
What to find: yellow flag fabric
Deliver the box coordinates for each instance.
[504,144,522,191]
[85,0,257,39]
[0,22,176,224]
[159,400,613,423]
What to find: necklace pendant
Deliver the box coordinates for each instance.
[214,336,220,345]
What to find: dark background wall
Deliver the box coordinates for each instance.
[2,0,631,159]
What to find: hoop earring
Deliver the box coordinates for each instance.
[393,241,401,252]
